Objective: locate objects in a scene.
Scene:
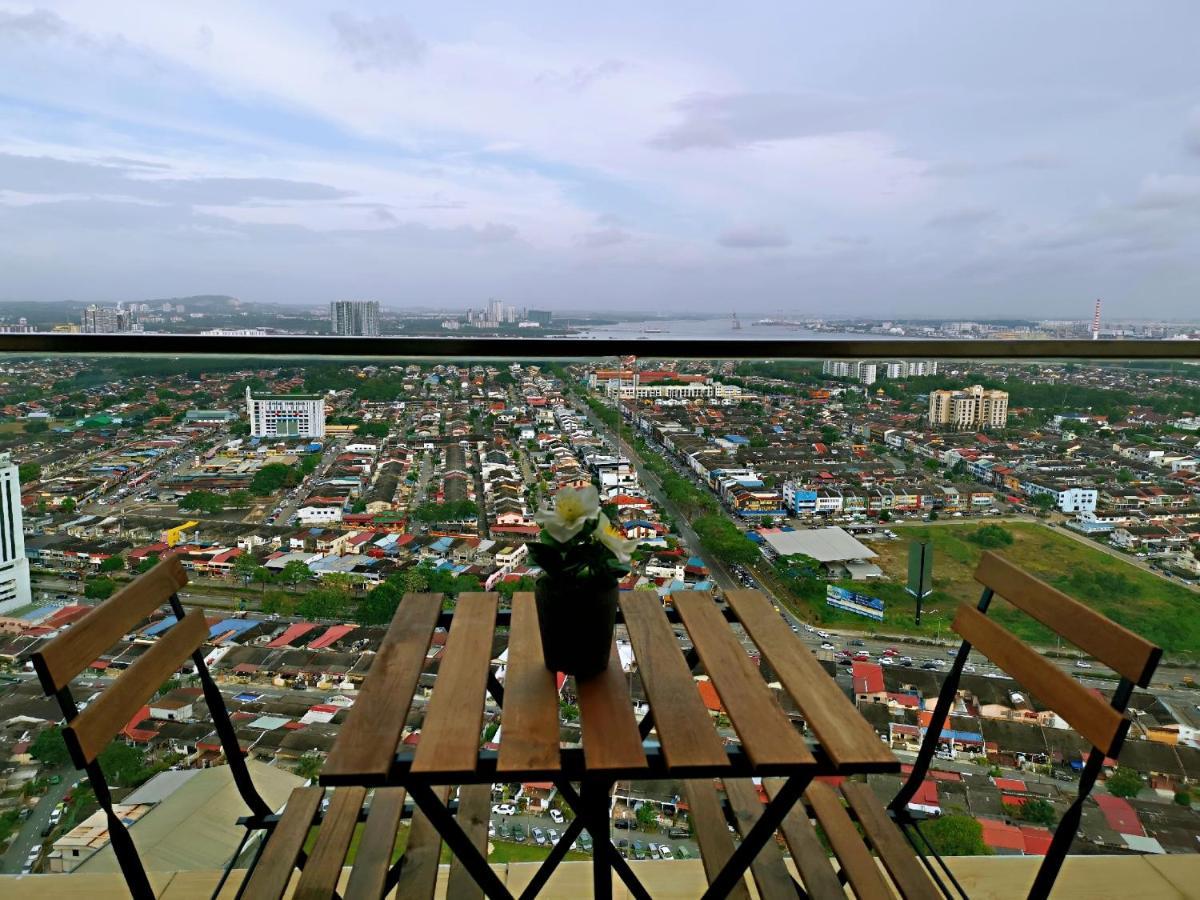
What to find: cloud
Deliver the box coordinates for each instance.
[535,60,626,93]
[717,225,790,249]
[1132,174,1200,211]
[329,12,425,71]
[650,91,872,151]
[575,227,629,248]
[0,9,70,42]
[926,207,999,229]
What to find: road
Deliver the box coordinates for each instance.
[1,769,73,874]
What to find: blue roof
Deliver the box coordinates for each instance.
[692,580,713,590]
[723,434,749,444]
[18,605,58,622]
[208,618,260,640]
[746,532,764,543]
[772,425,784,433]
[143,616,178,637]
[687,556,705,567]
[431,536,455,551]
[735,478,764,488]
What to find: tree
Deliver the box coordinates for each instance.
[23,420,49,434]
[391,565,430,596]
[356,582,402,626]
[62,498,76,513]
[968,524,1014,549]
[1105,766,1144,799]
[134,553,160,575]
[84,576,117,600]
[879,510,892,522]
[98,741,152,787]
[1016,797,1056,827]
[279,559,312,586]
[250,463,298,496]
[293,753,323,782]
[30,726,71,768]
[98,554,124,573]
[635,802,660,831]
[18,462,41,483]
[919,815,992,857]
[233,552,259,583]
[227,489,252,508]
[1030,493,1056,512]
[1116,468,1134,484]
[1174,790,1191,807]
[179,491,225,515]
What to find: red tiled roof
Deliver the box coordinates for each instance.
[266,623,319,648]
[852,661,885,694]
[696,679,723,713]
[993,777,1027,792]
[308,624,357,649]
[1094,793,1144,836]
[1020,825,1053,855]
[978,817,1024,852]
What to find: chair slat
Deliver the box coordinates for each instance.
[721,778,797,900]
[241,786,324,900]
[842,781,940,900]
[446,784,492,900]
[726,588,897,768]
[976,551,1161,686]
[762,778,846,899]
[576,640,646,771]
[954,603,1129,756]
[32,556,187,693]
[293,786,367,900]
[64,608,207,766]
[620,590,728,769]
[393,785,450,900]
[675,592,814,767]
[323,592,441,781]
[496,592,561,773]
[412,593,498,774]
[343,788,407,900]
[805,780,894,900]
[682,780,752,900]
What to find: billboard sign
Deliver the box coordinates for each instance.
[826,585,885,621]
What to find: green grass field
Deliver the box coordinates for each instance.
[779,522,1200,655]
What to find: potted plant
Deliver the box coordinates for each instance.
[527,485,635,679]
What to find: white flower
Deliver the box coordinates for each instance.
[596,512,637,563]
[535,484,600,543]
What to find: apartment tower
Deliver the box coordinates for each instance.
[330,300,381,336]
[928,385,1009,430]
[0,454,31,614]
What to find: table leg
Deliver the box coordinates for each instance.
[517,812,587,900]
[583,780,612,900]
[699,774,811,900]
[407,782,513,900]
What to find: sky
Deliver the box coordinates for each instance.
[1,2,1199,317]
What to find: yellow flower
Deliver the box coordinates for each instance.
[535,485,600,542]
[596,512,637,563]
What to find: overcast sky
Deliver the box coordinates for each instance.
[2,3,1200,317]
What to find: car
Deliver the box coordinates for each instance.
[547,828,559,844]
[675,845,691,859]
[963,664,976,673]
[578,833,593,852]
[491,803,517,816]
[921,661,939,670]
[838,657,853,667]
[668,827,690,839]
[898,655,913,665]
[853,651,870,661]
[631,841,648,860]
[497,822,511,840]
[659,844,674,860]
[647,842,660,859]
[879,656,896,666]
[549,808,564,824]
[881,648,898,657]
[25,848,39,865]
[816,631,830,639]
[613,819,632,829]
[532,827,546,845]
[850,639,866,647]
[1075,660,1092,669]
[820,642,835,650]
[512,824,526,842]
[488,821,496,837]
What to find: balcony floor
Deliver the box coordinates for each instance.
[3,854,1198,898]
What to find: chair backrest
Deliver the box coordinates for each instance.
[31,557,271,899]
[893,551,1163,900]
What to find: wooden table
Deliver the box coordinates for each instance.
[320,588,897,899]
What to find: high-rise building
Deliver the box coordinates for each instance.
[82,304,138,334]
[0,453,31,614]
[527,309,553,326]
[330,300,380,336]
[928,385,1009,430]
[486,298,504,326]
[246,388,325,438]
[821,360,876,385]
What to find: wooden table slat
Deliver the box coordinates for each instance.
[721,778,798,900]
[323,593,442,780]
[682,781,752,900]
[842,781,941,900]
[294,786,366,900]
[343,788,407,900]
[620,590,728,769]
[726,589,897,768]
[241,786,324,900]
[675,592,814,767]
[762,778,846,899]
[496,593,561,773]
[576,640,646,771]
[412,593,499,774]
[805,780,895,900]
[394,785,450,900]
[446,784,492,900]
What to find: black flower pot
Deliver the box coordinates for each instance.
[535,576,618,681]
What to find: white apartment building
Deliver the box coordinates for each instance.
[246,388,325,438]
[928,385,1009,430]
[825,359,937,383]
[330,299,380,336]
[822,360,877,385]
[0,453,31,614]
[1022,482,1099,514]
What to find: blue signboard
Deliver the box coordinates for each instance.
[826,585,885,621]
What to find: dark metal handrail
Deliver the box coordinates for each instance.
[0,333,1196,360]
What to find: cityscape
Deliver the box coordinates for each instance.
[0,339,1198,884]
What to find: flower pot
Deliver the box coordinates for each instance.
[535,576,618,681]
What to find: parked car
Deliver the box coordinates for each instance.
[492,803,517,816]
[921,661,939,670]
[668,827,690,839]
[675,846,691,859]
[578,833,593,852]
[532,827,546,845]
[647,842,660,859]
[631,841,648,860]
[613,819,632,829]
[898,655,913,665]
[548,808,564,824]
[850,639,866,647]
[547,828,559,844]
[659,844,674,860]
[512,824,526,842]
[1075,660,1092,669]
[820,642,835,650]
